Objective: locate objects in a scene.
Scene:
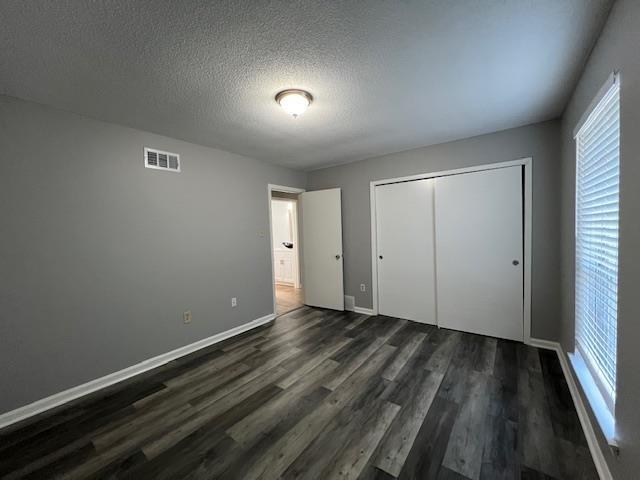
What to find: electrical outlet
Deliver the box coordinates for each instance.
[360,284,366,292]
[183,310,192,324]
[231,297,237,307]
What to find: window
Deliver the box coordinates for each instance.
[573,73,619,432]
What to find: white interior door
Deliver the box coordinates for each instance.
[376,179,436,324]
[434,166,524,341]
[300,188,344,310]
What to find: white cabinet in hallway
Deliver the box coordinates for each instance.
[274,249,294,284]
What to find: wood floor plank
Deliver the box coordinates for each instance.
[554,437,599,480]
[422,329,461,375]
[124,385,285,479]
[323,322,405,391]
[382,332,427,381]
[279,396,379,480]
[235,344,397,480]
[252,315,325,351]
[0,307,599,480]
[162,343,257,389]
[538,349,586,446]
[276,336,352,389]
[397,396,459,480]
[1,439,95,480]
[344,313,370,330]
[323,337,388,390]
[141,366,288,459]
[0,381,162,461]
[518,365,560,478]
[227,358,339,446]
[475,337,497,375]
[520,466,559,479]
[489,340,519,422]
[92,401,193,450]
[358,465,397,480]
[321,400,400,479]
[518,344,543,373]
[220,386,333,479]
[189,346,300,406]
[373,368,445,476]
[479,415,519,480]
[117,429,236,480]
[386,322,434,347]
[441,370,492,480]
[134,361,251,409]
[437,466,474,479]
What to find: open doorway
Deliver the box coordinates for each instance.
[269,185,304,315]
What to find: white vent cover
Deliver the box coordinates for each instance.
[144,147,181,172]
[344,295,355,311]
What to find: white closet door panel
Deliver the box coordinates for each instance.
[300,188,344,310]
[376,179,436,324]
[435,166,523,341]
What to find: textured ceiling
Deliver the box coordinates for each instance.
[0,0,613,170]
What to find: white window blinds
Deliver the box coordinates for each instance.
[575,76,620,410]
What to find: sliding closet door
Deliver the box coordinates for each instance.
[434,166,523,341]
[376,179,436,324]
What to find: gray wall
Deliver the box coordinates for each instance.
[560,0,640,477]
[308,120,561,341]
[0,96,306,414]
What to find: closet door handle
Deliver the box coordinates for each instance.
[512,260,520,266]
[335,254,341,260]
[379,255,383,260]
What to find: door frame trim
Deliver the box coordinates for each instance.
[369,157,533,344]
[268,184,306,317]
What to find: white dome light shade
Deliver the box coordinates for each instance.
[276,89,313,117]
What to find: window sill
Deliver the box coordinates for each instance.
[568,351,617,446]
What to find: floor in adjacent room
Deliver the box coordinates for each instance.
[275,283,304,315]
[0,307,597,480]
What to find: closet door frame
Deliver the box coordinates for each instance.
[369,157,533,345]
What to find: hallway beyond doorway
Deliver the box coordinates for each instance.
[276,284,303,315]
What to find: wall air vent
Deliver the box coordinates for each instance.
[144,147,181,172]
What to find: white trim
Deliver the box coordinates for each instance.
[344,295,356,311]
[529,338,614,480]
[528,337,560,351]
[343,296,373,316]
[569,351,616,444]
[573,72,619,138]
[271,198,301,289]
[573,77,620,417]
[268,184,306,316]
[143,147,181,173]
[369,158,533,344]
[0,313,276,430]
[523,160,533,345]
[354,306,375,316]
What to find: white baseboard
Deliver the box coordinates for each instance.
[0,312,276,430]
[354,306,375,316]
[529,338,613,480]
[528,337,560,350]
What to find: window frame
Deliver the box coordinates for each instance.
[570,71,620,444]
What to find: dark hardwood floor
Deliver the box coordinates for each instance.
[0,307,598,479]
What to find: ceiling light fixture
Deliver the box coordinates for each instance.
[275,89,313,118]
